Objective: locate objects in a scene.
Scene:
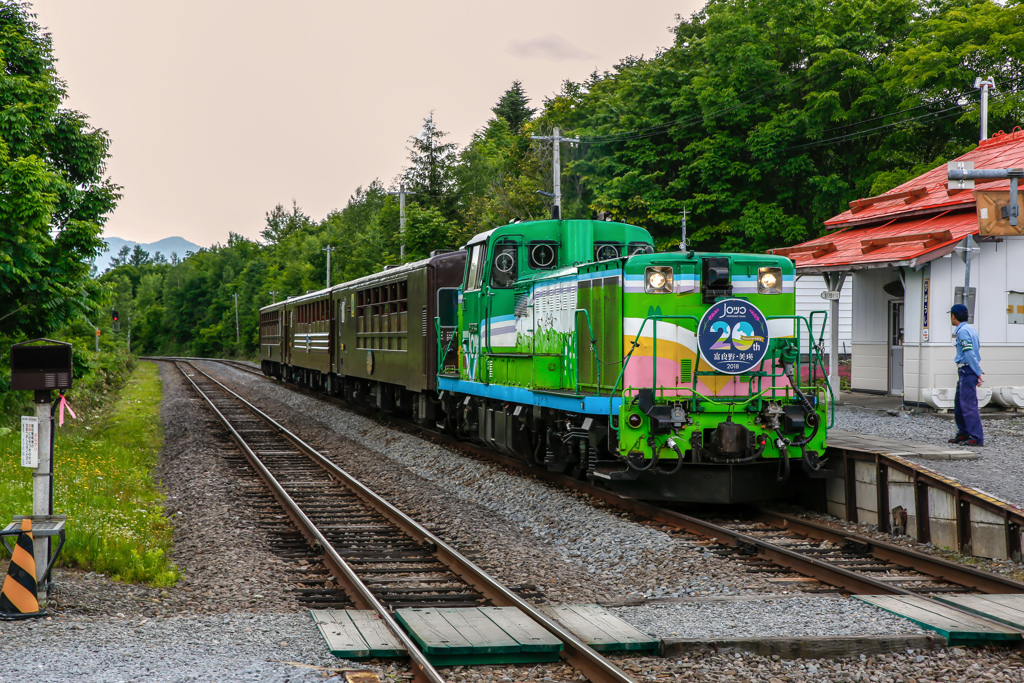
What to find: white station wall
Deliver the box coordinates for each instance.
[795,274,852,356]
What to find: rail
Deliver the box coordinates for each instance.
[175,359,637,683]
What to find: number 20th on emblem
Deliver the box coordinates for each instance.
[697,299,770,375]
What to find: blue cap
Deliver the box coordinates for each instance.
[950,304,969,319]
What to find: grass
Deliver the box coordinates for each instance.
[0,361,178,586]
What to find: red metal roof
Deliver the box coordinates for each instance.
[773,128,1024,271]
[773,210,975,273]
[826,128,1024,228]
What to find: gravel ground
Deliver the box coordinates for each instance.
[7,359,1020,683]
[209,364,930,626]
[834,405,1024,506]
[611,596,926,639]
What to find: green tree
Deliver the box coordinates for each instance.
[492,80,536,134]
[261,200,313,244]
[403,112,460,219]
[0,2,120,338]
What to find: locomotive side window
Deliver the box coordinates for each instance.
[490,241,519,289]
[628,242,654,256]
[466,243,485,291]
[528,240,559,270]
[594,242,622,262]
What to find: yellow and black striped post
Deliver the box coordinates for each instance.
[0,519,46,619]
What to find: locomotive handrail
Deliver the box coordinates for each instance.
[609,311,834,432]
[607,314,701,423]
[573,308,601,395]
[434,317,459,376]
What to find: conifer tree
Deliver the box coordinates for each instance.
[492,80,536,134]
[403,113,460,219]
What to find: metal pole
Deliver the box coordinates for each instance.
[32,392,51,603]
[974,76,995,141]
[531,128,579,219]
[552,127,561,215]
[963,234,973,319]
[323,245,334,287]
[127,316,131,353]
[825,272,846,399]
[233,293,239,342]
[270,290,278,304]
[399,185,406,259]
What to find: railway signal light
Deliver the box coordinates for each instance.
[112,310,118,322]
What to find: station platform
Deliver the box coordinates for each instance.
[828,430,979,461]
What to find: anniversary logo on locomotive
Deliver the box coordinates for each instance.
[259,218,832,503]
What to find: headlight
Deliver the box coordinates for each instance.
[645,266,673,293]
[758,267,783,294]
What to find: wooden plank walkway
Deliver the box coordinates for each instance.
[310,610,407,659]
[935,594,1024,631]
[856,596,1023,645]
[394,606,562,666]
[538,604,658,653]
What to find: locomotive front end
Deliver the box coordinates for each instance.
[610,251,831,503]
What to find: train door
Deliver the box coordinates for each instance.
[888,299,904,395]
[461,242,487,381]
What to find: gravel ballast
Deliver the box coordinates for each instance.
[211,364,931,629]
[6,359,1021,682]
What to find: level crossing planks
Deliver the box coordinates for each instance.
[538,604,659,653]
[856,596,1023,645]
[935,594,1024,631]
[311,609,407,659]
[394,606,563,666]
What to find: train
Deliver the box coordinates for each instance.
[259,217,833,503]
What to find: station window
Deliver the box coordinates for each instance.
[1010,291,1024,325]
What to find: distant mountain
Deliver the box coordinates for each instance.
[94,236,202,273]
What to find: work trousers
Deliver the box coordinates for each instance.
[954,367,984,444]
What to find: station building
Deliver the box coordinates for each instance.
[772,129,1024,410]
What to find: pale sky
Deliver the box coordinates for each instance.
[33,1,700,248]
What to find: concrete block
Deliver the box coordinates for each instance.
[887,468,913,483]
[930,518,958,551]
[970,504,1005,526]
[970,522,1008,560]
[826,477,846,506]
[928,489,956,521]
[856,507,879,526]
[855,482,878,514]
[855,461,876,484]
[827,501,846,519]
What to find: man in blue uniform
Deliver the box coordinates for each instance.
[948,304,984,446]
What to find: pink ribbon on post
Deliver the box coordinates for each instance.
[58,394,77,427]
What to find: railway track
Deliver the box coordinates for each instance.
[185,356,1024,601]
[174,360,637,683]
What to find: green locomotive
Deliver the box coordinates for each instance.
[437,218,831,503]
[261,217,832,503]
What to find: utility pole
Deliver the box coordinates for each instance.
[388,184,416,259]
[973,76,996,141]
[233,293,239,342]
[323,245,335,287]
[270,290,279,304]
[531,126,579,219]
[679,207,688,251]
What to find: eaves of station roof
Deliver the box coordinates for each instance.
[771,128,1024,274]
